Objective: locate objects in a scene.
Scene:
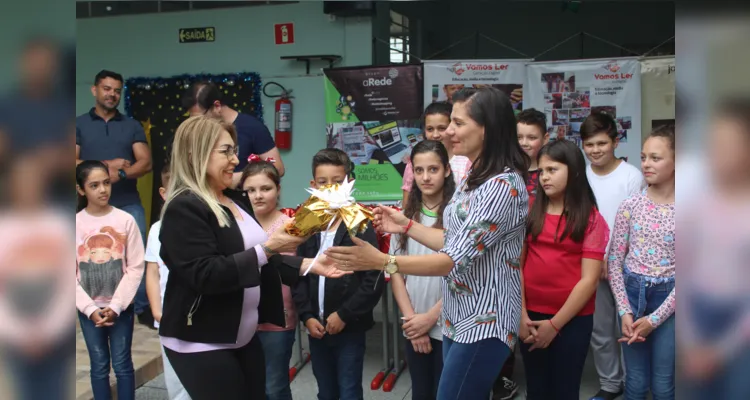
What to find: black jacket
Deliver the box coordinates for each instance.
[158,189,303,344]
[292,222,384,333]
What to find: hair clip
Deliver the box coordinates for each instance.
[247,154,276,164]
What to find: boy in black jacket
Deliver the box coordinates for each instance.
[293,148,384,400]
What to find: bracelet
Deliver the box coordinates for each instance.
[548,319,560,334]
[404,219,414,234]
[260,243,278,258]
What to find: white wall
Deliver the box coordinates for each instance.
[76,1,373,207]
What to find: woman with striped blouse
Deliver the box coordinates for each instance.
[326,87,529,400]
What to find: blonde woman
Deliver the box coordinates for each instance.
[157,116,346,400]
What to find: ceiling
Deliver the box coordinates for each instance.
[76,1,298,18]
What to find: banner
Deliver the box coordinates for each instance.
[324,65,423,202]
[525,58,642,164]
[423,60,528,113]
[640,57,675,143]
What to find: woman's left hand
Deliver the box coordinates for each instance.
[266,222,309,254]
[307,254,352,279]
[325,237,385,271]
[527,320,558,351]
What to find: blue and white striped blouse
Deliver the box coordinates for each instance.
[439,168,528,347]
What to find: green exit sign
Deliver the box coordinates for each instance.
[179,27,215,43]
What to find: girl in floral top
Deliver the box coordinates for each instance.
[608,125,676,400]
[325,87,530,399]
[239,157,297,400]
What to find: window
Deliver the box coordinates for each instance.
[390,36,409,64]
[389,10,410,64]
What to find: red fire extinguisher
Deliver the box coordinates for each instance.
[264,82,293,150]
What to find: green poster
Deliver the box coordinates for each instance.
[323,65,424,202]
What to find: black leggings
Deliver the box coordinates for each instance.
[164,335,265,400]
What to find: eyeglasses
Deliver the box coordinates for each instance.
[214,145,239,160]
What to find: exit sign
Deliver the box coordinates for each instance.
[179,27,216,43]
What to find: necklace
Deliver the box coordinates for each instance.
[422,201,440,211]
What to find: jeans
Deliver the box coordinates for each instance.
[78,305,136,400]
[4,335,74,400]
[681,294,750,399]
[404,337,443,400]
[621,270,675,400]
[119,202,149,315]
[257,330,296,400]
[683,346,750,399]
[520,311,593,400]
[308,330,366,400]
[438,336,510,400]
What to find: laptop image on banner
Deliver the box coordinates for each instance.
[366,121,409,163]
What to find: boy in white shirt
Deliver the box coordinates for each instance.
[581,112,645,400]
[145,165,190,400]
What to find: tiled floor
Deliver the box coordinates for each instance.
[74,301,602,400]
[131,323,604,400]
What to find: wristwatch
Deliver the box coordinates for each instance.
[118,169,127,180]
[384,255,399,274]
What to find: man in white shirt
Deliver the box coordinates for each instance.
[581,112,645,400]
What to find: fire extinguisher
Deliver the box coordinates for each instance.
[264,82,293,150]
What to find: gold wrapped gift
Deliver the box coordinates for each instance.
[286,178,373,238]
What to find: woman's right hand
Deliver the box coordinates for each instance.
[305,254,352,279]
[265,221,308,254]
[373,206,410,234]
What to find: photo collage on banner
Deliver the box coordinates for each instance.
[324,65,423,202]
[525,58,642,165]
[423,60,528,114]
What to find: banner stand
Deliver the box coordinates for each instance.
[526,57,643,165]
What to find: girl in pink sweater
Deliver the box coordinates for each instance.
[76,160,145,400]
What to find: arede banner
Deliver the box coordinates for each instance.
[323,65,424,202]
[525,58,642,165]
[423,60,528,114]
[640,57,675,143]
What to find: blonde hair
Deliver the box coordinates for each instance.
[161,115,238,227]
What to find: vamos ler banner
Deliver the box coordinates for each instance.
[423,60,528,114]
[525,58,642,165]
[323,64,423,202]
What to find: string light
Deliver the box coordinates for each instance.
[124,72,264,122]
